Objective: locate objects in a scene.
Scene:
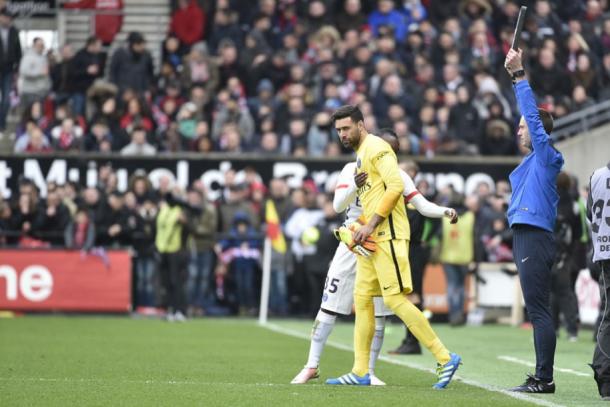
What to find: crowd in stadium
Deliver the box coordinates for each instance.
[1,0,610,155]
[0,161,588,323]
[0,0,604,319]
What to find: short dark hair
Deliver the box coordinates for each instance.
[330,105,364,124]
[86,36,100,47]
[538,108,553,134]
[379,128,397,139]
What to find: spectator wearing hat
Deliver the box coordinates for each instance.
[180,42,219,95]
[480,100,516,155]
[109,32,154,93]
[0,7,21,131]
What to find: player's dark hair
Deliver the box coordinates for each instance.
[538,108,553,134]
[330,105,364,124]
[379,128,398,139]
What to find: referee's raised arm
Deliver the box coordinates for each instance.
[505,49,563,167]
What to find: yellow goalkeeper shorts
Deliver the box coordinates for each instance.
[355,239,413,297]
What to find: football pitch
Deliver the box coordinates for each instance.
[0,316,604,407]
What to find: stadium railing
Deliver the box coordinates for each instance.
[553,99,610,141]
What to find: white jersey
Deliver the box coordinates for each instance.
[589,163,610,262]
[333,162,420,226]
[333,162,362,225]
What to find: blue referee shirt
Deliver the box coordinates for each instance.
[507,80,564,233]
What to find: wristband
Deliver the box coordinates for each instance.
[511,69,525,83]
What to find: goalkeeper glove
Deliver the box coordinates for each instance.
[333,223,376,257]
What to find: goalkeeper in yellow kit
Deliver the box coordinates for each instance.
[326,105,462,389]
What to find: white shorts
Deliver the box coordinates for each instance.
[320,243,393,317]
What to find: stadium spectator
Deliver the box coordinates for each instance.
[62,0,124,46]
[156,192,189,321]
[83,119,113,152]
[14,124,51,153]
[0,7,21,131]
[218,211,261,316]
[64,207,96,251]
[18,37,50,109]
[186,186,217,313]
[69,36,105,116]
[50,44,74,107]
[180,42,219,95]
[336,0,367,34]
[97,191,132,247]
[439,191,475,326]
[530,47,570,100]
[169,0,205,52]
[50,116,83,151]
[109,32,154,93]
[35,188,71,246]
[120,126,157,156]
[369,0,408,43]
[131,198,158,308]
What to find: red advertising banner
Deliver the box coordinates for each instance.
[0,249,131,312]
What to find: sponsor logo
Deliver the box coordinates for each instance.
[356,181,371,196]
[0,265,53,302]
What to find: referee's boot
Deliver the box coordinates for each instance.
[389,330,421,355]
[509,374,555,393]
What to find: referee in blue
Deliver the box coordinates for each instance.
[504,48,564,393]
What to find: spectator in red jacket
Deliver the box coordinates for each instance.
[63,0,124,46]
[170,0,205,52]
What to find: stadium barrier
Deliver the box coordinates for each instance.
[0,249,131,312]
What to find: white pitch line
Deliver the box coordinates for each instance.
[264,323,567,407]
[498,356,591,378]
[0,377,292,387]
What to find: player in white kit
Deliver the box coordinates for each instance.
[291,131,458,385]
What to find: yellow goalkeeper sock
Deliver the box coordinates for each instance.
[384,293,451,365]
[352,294,375,376]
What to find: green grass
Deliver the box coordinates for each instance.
[0,316,603,406]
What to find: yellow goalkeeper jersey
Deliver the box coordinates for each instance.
[355,134,410,242]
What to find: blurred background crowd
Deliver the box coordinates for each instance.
[1,0,610,156]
